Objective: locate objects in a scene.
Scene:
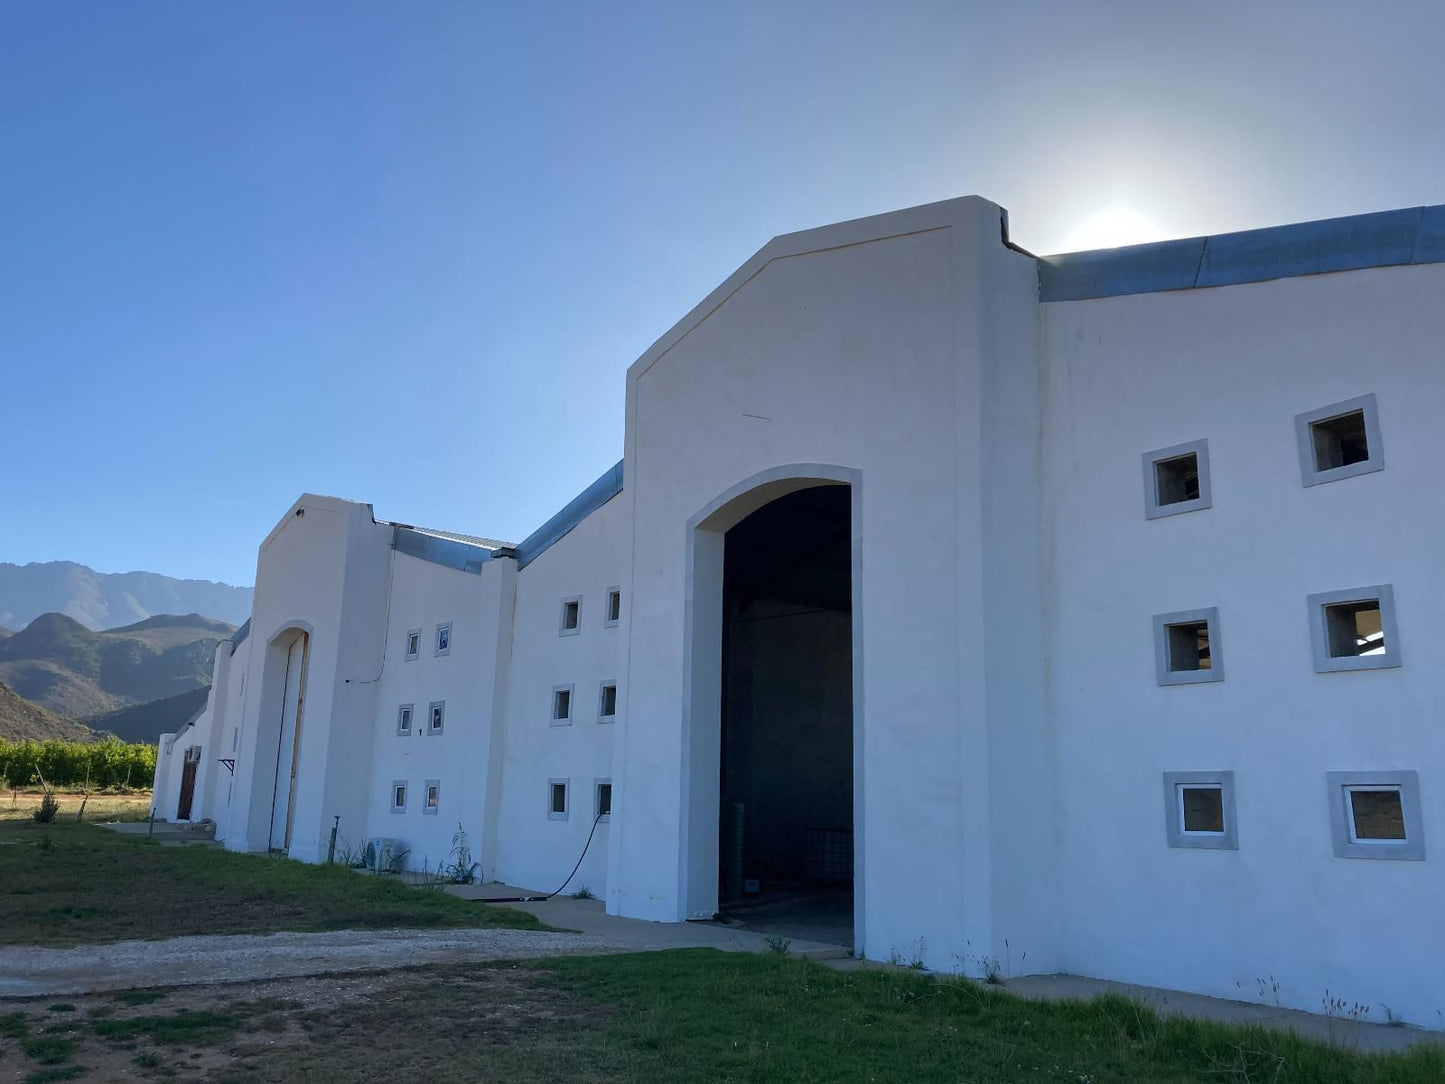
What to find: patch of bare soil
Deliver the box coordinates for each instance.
[0,964,606,1082]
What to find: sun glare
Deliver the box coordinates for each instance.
[1059,207,1168,252]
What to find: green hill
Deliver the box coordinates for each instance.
[0,612,235,719]
[82,686,212,745]
[0,682,104,742]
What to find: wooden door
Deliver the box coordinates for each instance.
[176,746,201,821]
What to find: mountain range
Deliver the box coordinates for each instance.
[0,612,236,722]
[0,561,252,631]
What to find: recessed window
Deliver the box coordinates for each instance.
[1142,439,1212,519]
[1163,771,1237,850]
[435,623,452,657]
[605,587,622,628]
[1153,608,1224,685]
[405,629,421,661]
[391,781,408,813]
[1307,585,1400,672]
[396,703,414,736]
[1295,394,1384,486]
[424,779,440,816]
[598,681,618,722]
[595,780,613,820]
[548,779,569,821]
[427,700,445,735]
[559,596,582,636]
[551,685,574,726]
[1327,771,1423,860]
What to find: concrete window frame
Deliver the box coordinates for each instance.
[423,779,440,816]
[396,703,414,737]
[1295,393,1384,487]
[597,680,618,723]
[434,622,452,657]
[1142,439,1213,520]
[427,700,446,736]
[1163,771,1238,850]
[559,596,582,637]
[595,778,613,821]
[604,587,622,628]
[1327,771,1424,860]
[1307,584,1401,673]
[405,629,421,661]
[551,684,574,726]
[391,780,408,814]
[1152,607,1224,685]
[548,778,569,821]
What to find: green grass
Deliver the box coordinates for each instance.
[0,951,1439,1082]
[0,819,541,945]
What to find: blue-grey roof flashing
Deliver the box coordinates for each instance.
[516,460,624,569]
[392,526,499,575]
[1039,203,1445,302]
[229,618,251,654]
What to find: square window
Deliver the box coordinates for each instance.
[551,685,574,726]
[424,779,440,816]
[595,780,613,819]
[391,781,408,813]
[435,623,452,657]
[1180,786,1224,834]
[405,629,421,661]
[1142,439,1212,519]
[1295,394,1384,486]
[598,681,618,722]
[1307,585,1401,672]
[396,703,413,736]
[1153,608,1224,685]
[1163,771,1237,849]
[548,779,569,820]
[1347,788,1404,842]
[1327,771,1424,859]
[427,700,445,735]
[559,597,582,636]
[605,588,622,627]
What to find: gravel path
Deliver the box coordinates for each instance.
[0,927,624,997]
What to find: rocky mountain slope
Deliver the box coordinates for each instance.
[82,686,212,745]
[0,682,104,742]
[0,612,236,719]
[0,561,252,631]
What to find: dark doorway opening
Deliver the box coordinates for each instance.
[718,485,853,948]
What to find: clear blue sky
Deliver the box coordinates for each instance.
[3,1,1441,586]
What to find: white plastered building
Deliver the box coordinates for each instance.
[156,195,1445,1026]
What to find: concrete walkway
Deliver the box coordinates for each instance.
[445,883,851,960]
[991,973,1440,1054]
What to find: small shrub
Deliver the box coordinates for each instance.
[33,793,60,823]
[764,935,792,956]
[570,885,595,900]
[22,1033,77,1064]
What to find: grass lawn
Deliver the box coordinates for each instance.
[0,818,541,946]
[0,789,153,823]
[0,951,1440,1083]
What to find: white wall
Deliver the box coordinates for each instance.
[1040,261,1445,1026]
[359,548,509,874]
[491,494,627,897]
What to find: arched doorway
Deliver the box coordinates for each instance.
[683,466,862,950]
